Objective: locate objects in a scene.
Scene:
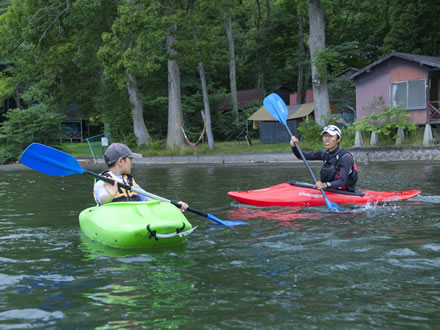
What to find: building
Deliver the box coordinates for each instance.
[349,51,440,125]
[248,102,341,143]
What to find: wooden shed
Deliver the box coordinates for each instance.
[349,51,440,125]
[248,102,341,143]
[61,104,89,142]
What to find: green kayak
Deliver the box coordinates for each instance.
[79,200,196,249]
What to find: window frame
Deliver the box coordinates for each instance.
[390,78,426,110]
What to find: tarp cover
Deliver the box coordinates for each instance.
[248,102,340,121]
[248,103,312,121]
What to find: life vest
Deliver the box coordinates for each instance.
[320,149,358,191]
[94,170,143,204]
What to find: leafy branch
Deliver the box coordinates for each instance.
[353,97,416,139]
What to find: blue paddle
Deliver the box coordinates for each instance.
[20,143,247,226]
[263,93,344,213]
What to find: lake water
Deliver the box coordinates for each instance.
[1,162,439,328]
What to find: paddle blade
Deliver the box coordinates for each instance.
[20,143,85,177]
[263,93,288,126]
[324,198,345,213]
[206,213,248,226]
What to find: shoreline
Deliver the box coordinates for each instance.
[3,145,440,170]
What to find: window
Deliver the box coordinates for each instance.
[390,79,426,110]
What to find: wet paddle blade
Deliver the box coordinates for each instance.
[20,143,85,177]
[207,213,247,226]
[263,93,288,126]
[20,143,248,226]
[263,94,345,213]
[325,198,345,213]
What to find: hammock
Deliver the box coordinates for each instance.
[181,123,207,147]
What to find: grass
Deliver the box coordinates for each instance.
[62,127,435,158]
[62,140,293,158]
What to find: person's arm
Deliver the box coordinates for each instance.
[135,184,188,211]
[134,183,150,202]
[94,180,118,204]
[289,136,323,160]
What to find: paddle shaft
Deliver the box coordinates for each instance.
[84,170,206,215]
[262,93,343,212]
[19,143,245,226]
[283,126,331,201]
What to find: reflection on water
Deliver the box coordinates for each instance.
[79,236,196,328]
[1,164,440,328]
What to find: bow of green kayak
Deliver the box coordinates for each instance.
[79,200,195,249]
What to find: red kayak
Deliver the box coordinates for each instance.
[227,181,421,207]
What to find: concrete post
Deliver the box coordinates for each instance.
[395,128,404,145]
[423,123,433,146]
[354,130,363,147]
[370,131,379,146]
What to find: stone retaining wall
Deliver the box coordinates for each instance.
[2,146,439,169]
[350,146,440,163]
[131,146,440,165]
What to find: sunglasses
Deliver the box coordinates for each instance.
[323,126,339,132]
[322,126,341,136]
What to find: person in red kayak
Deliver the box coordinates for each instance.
[93,142,188,211]
[290,125,358,192]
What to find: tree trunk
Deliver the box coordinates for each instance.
[166,27,184,149]
[99,70,112,141]
[189,18,215,150]
[126,71,150,146]
[297,13,305,104]
[14,89,22,109]
[225,10,238,123]
[255,0,271,89]
[198,61,215,150]
[307,0,330,126]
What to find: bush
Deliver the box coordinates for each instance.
[353,99,416,139]
[0,105,63,164]
[297,117,322,141]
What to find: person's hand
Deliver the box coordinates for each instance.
[290,136,300,147]
[104,180,118,198]
[177,201,188,212]
[314,181,327,190]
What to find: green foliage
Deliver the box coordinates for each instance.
[383,0,440,55]
[297,117,322,148]
[328,78,355,113]
[313,41,360,79]
[0,105,63,164]
[340,124,356,148]
[145,139,167,151]
[296,116,355,149]
[211,101,261,141]
[98,1,166,89]
[354,98,417,139]
[0,0,439,149]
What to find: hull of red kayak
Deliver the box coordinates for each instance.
[227,183,421,207]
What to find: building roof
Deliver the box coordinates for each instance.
[63,103,82,121]
[217,88,265,110]
[248,103,341,121]
[349,51,440,80]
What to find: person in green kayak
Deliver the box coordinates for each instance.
[93,142,188,211]
[290,125,358,192]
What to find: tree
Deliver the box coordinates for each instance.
[98,1,159,146]
[0,105,63,163]
[166,23,185,149]
[0,0,120,129]
[188,15,216,150]
[306,0,329,126]
[224,7,239,123]
[383,0,440,55]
